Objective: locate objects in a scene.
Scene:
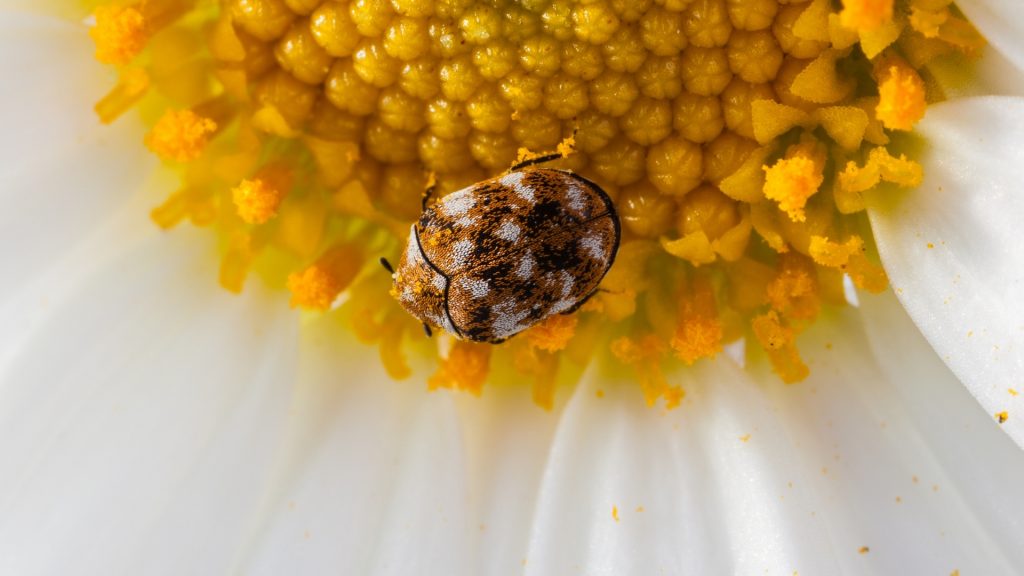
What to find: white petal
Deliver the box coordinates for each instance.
[868,96,1024,449]
[0,11,158,309]
[0,227,301,575]
[236,320,564,576]
[956,0,1024,81]
[521,295,1024,573]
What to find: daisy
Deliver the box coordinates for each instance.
[1,0,1023,574]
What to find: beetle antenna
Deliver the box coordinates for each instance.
[509,152,564,172]
[423,323,433,338]
[379,257,394,274]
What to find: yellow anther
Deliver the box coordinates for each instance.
[765,255,820,320]
[525,314,578,352]
[429,341,491,396]
[287,243,363,310]
[90,5,148,65]
[839,0,894,32]
[145,109,217,162]
[752,311,809,383]
[808,235,864,268]
[232,168,290,225]
[763,153,823,223]
[838,146,923,196]
[670,279,723,365]
[875,64,927,131]
[611,335,684,408]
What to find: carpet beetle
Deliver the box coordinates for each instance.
[381,155,621,343]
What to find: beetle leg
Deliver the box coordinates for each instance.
[379,257,395,274]
[423,323,433,338]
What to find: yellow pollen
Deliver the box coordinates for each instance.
[839,0,894,32]
[876,64,928,131]
[144,109,217,162]
[524,314,578,352]
[752,311,809,383]
[612,335,684,409]
[232,179,282,225]
[997,411,1009,424]
[763,155,823,223]
[430,342,491,396]
[90,5,148,66]
[671,279,723,365]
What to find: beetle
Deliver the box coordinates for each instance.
[380,153,621,343]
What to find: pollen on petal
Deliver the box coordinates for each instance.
[90,5,148,65]
[839,0,894,32]
[875,64,927,131]
[145,109,217,162]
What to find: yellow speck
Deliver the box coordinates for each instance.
[859,546,870,554]
[145,109,217,162]
[927,242,935,249]
[1009,389,1019,397]
[635,506,644,513]
[90,5,147,65]
[612,506,620,522]
[997,411,1009,424]
[739,434,751,442]
[595,389,605,398]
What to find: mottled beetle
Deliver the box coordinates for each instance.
[381,154,621,343]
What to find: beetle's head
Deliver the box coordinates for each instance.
[386,226,452,335]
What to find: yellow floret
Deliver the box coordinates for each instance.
[429,341,491,396]
[670,280,724,364]
[90,5,147,66]
[525,314,578,352]
[611,335,684,408]
[144,109,217,162]
[287,244,364,310]
[763,154,823,223]
[839,0,894,32]
[232,177,286,225]
[876,64,927,131]
[751,311,809,383]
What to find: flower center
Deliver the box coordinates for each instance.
[90,0,983,407]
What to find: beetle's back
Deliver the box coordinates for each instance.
[415,168,619,342]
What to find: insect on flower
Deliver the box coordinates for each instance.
[381,153,621,343]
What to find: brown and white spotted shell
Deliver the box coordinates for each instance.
[390,168,620,343]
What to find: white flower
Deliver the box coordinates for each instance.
[1,2,1024,574]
